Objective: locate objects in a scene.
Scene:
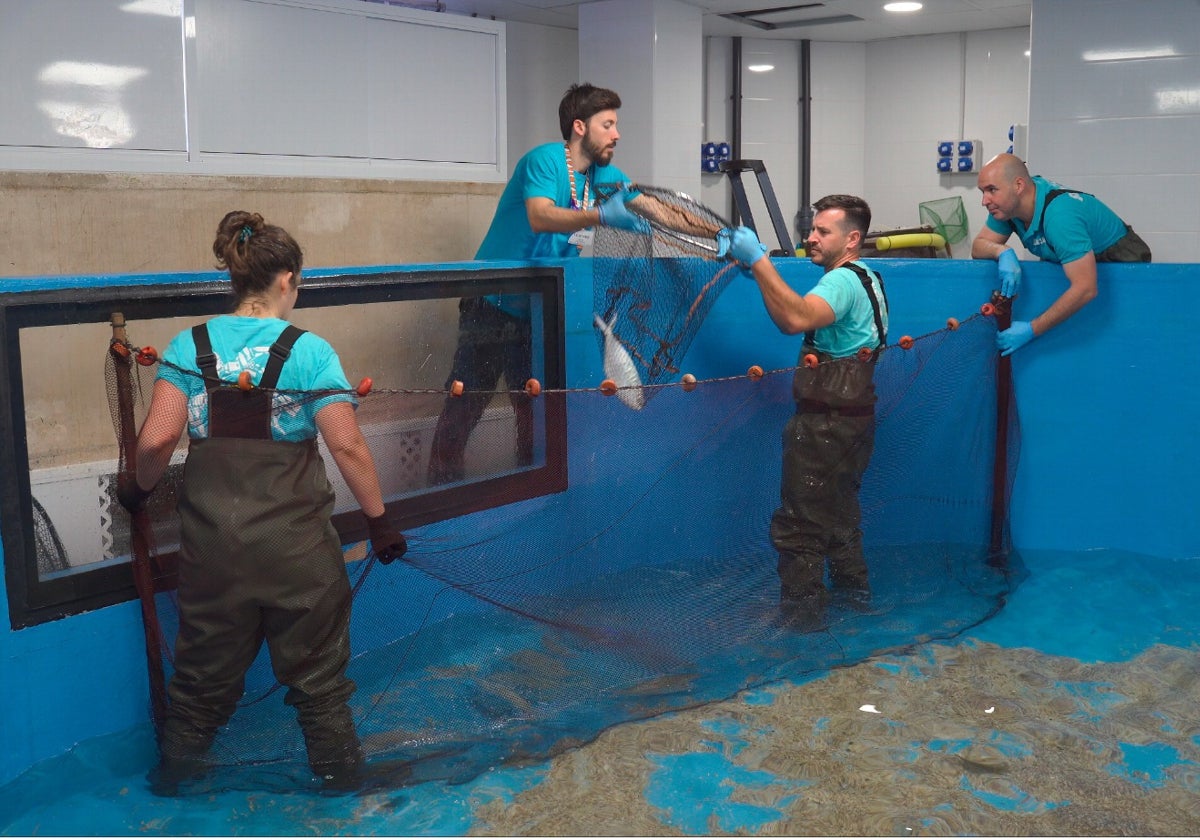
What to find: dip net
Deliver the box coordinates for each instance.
[592,185,740,405]
[105,297,1021,794]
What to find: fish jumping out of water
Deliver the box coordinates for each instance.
[593,313,646,410]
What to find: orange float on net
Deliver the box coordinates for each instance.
[110,340,131,358]
[524,378,542,397]
[449,380,464,397]
[681,373,698,392]
[600,378,618,396]
[857,346,874,362]
[237,370,253,391]
[135,346,158,366]
[981,302,996,317]
[802,353,819,369]
[899,335,915,350]
[747,365,764,381]
[946,317,960,331]
[356,377,373,397]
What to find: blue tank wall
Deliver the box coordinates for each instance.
[1,257,1195,785]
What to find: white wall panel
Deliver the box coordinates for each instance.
[650,0,703,197]
[0,0,186,151]
[365,21,499,164]
[0,0,507,180]
[1029,0,1200,261]
[701,36,734,219]
[195,0,499,164]
[195,0,369,157]
[579,0,702,197]
[809,42,865,213]
[864,28,1029,253]
[579,0,654,184]
[737,38,799,243]
[503,22,578,173]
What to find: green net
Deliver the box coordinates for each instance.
[919,196,969,245]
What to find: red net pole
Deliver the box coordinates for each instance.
[989,298,1013,564]
[109,312,168,734]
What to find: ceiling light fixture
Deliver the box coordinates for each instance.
[883,2,923,12]
[748,64,775,72]
[1082,46,1178,62]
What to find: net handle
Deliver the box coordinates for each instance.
[626,183,728,248]
[110,311,169,734]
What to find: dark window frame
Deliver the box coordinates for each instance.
[1,266,566,629]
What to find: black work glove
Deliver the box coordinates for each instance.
[367,514,407,564]
[116,473,153,514]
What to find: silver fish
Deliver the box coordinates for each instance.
[593,313,645,410]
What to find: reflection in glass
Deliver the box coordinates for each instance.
[37,60,148,148]
[21,294,547,581]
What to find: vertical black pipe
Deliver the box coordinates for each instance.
[731,37,742,225]
[797,39,813,244]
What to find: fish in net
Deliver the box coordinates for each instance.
[104,298,1023,795]
[592,184,742,409]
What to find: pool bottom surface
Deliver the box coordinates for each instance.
[3,547,1199,836]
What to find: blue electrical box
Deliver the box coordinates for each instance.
[936,139,981,174]
[702,140,732,174]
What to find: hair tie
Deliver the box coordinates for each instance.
[239,225,253,243]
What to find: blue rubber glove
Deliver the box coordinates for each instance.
[728,226,769,268]
[597,186,651,235]
[715,228,732,258]
[997,248,1022,298]
[997,320,1035,356]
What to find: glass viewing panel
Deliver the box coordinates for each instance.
[1,268,565,628]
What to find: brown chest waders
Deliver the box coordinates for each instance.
[774,264,886,607]
[161,323,361,777]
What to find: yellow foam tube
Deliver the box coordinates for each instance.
[871,232,947,251]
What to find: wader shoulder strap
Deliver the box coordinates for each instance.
[192,324,218,382]
[259,325,306,390]
[192,323,307,389]
[1036,187,1098,262]
[1037,187,1092,232]
[806,262,888,350]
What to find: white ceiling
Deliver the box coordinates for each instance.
[384,0,1032,41]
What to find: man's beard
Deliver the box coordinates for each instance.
[583,132,614,165]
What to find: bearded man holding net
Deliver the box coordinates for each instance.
[426,82,649,485]
[728,195,889,630]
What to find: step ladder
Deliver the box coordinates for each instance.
[718,159,796,257]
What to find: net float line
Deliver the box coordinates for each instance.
[107,307,996,404]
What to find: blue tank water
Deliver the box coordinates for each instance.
[0,256,1195,795]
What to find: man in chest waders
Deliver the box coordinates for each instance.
[119,211,408,793]
[726,195,888,631]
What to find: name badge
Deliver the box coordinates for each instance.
[568,227,595,255]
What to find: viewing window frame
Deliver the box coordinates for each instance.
[1,266,566,629]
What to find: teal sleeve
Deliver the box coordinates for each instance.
[157,329,200,400]
[297,337,356,414]
[522,145,563,203]
[985,214,1013,236]
[809,269,857,320]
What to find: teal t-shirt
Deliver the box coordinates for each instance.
[808,261,888,359]
[477,142,629,319]
[476,141,630,262]
[157,315,355,442]
[984,175,1128,264]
